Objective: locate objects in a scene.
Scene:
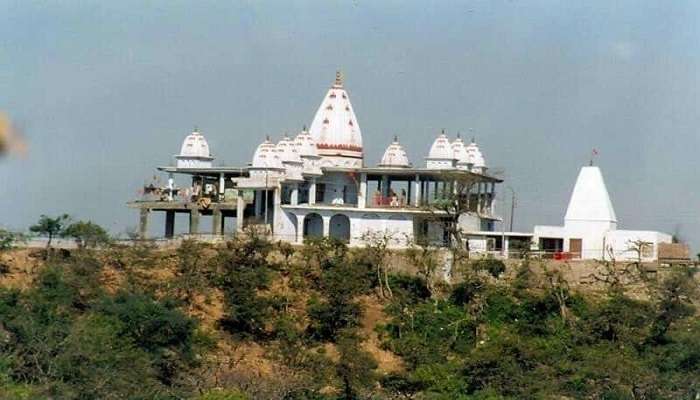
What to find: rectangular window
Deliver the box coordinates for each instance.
[316,183,326,203]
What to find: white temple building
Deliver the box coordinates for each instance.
[130,71,674,261]
[132,72,501,249]
[534,166,672,262]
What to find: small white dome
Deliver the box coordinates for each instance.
[251,137,283,169]
[379,136,410,168]
[452,136,468,165]
[294,128,319,158]
[276,134,302,164]
[427,131,454,160]
[179,128,212,158]
[465,139,486,170]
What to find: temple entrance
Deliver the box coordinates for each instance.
[303,213,323,238]
[569,238,582,259]
[329,214,351,242]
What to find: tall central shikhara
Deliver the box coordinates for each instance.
[308,71,364,168]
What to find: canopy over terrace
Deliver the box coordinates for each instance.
[319,166,502,210]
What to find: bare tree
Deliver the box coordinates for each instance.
[404,237,441,299]
[359,230,394,299]
[540,261,572,323]
[419,170,486,280]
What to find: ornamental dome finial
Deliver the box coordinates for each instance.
[335,70,343,87]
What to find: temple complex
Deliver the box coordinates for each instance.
[129,72,676,261]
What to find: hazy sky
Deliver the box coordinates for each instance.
[2,1,699,248]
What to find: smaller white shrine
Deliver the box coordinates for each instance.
[534,165,672,262]
[175,128,214,169]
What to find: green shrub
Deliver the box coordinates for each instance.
[471,258,506,278]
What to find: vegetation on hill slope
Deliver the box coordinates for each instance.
[0,231,698,399]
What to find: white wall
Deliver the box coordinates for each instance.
[604,230,673,262]
[563,219,616,259]
[351,212,413,247]
[459,213,481,232]
[176,158,212,168]
[533,225,566,239]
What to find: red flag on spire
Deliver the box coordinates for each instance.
[590,148,599,166]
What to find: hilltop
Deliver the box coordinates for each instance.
[0,236,698,399]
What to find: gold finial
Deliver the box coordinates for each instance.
[393,134,399,142]
[335,70,343,86]
[302,124,307,132]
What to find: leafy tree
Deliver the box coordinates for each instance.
[214,235,273,338]
[51,314,160,399]
[0,257,202,398]
[195,389,249,400]
[97,292,198,384]
[172,239,212,307]
[471,258,506,279]
[335,331,377,399]
[0,229,25,252]
[647,266,698,344]
[306,250,373,341]
[63,220,110,249]
[28,214,70,249]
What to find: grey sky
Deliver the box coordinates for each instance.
[2,1,699,248]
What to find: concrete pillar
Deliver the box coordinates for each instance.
[413,174,421,207]
[358,173,367,209]
[406,178,412,206]
[236,193,245,232]
[139,208,150,239]
[322,215,330,237]
[504,236,510,259]
[309,178,317,205]
[212,208,222,235]
[254,190,262,217]
[291,183,299,206]
[381,175,389,197]
[296,214,305,244]
[476,182,482,213]
[272,187,281,234]
[165,210,175,238]
[219,173,225,200]
[189,208,200,234]
[167,173,174,201]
